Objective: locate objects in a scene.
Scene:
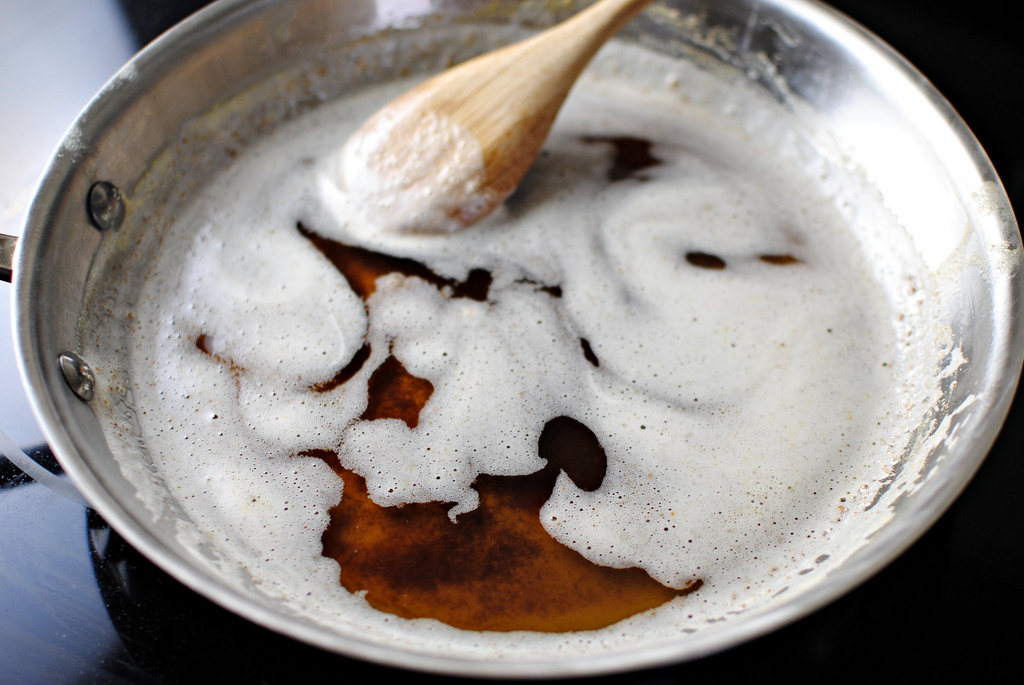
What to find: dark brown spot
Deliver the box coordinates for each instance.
[759,254,801,265]
[580,338,600,368]
[311,343,371,393]
[537,416,606,492]
[195,333,212,355]
[195,334,244,372]
[454,268,493,301]
[582,136,662,182]
[361,355,434,428]
[298,222,491,302]
[685,252,727,270]
[311,415,699,632]
[516,278,563,298]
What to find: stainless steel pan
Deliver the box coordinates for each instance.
[3,0,1021,677]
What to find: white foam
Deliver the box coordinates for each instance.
[88,39,942,659]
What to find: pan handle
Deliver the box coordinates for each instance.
[1,234,86,504]
[1,233,14,282]
[0,428,89,505]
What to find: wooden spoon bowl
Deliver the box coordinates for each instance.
[338,0,655,234]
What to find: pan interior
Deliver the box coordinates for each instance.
[26,0,1017,675]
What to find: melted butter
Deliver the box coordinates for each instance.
[87,38,939,656]
[296,229,695,631]
[312,415,698,632]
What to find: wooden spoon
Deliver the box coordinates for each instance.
[338,0,655,235]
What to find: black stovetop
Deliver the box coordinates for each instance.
[2,1,1021,682]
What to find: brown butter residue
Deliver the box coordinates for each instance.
[297,223,701,631]
[581,135,662,182]
[759,254,800,265]
[360,354,434,428]
[297,221,491,302]
[195,333,244,373]
[310,416,700,632]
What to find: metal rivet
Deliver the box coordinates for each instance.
[87,181,125,231]
[59,351,95,402]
